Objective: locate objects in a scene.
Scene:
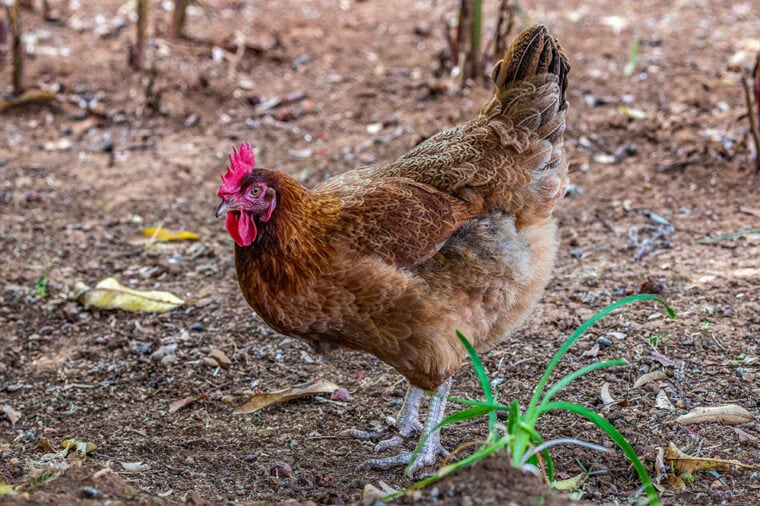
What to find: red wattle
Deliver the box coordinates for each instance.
[226,212,258,247]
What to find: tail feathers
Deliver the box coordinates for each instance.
[490,25,569,114]
[485,25,570,225]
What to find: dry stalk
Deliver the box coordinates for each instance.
[493,0,515,62]
[6,0,23,95]
[170,0,188,39]
[131,0,149,70]
[741,53,760,173]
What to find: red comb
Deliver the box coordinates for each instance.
[218,143,255,198]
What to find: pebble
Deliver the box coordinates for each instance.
[330,388,351,402]
[597,336,613,349]
[77,487,103,499]
[269,461,292,478]
[208,348,231,369]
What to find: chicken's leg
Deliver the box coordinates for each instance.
[342,384,424,450]
[360,378,452,475]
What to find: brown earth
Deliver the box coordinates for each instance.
[1,0,759,505]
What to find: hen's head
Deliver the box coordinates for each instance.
[216,143,277,247]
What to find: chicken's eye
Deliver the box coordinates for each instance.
[249,187,261,197]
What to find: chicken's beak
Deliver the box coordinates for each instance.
[215,200,232,218]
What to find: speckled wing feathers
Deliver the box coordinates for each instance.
[316,176,483,269]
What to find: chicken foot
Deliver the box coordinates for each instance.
[342,384,424,449]
[360,378,452,475]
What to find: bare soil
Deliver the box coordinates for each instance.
[1,0,759,505]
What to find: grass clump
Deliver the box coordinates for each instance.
[391,294,674,505]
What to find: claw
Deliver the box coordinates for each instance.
[357,378,454,476]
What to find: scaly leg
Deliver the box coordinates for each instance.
[360,378,452,475]
[342,385,424,451]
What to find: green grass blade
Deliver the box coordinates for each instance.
[623,29,641,77]
[457,330,498,435]
[457,331,494,402]
[433,405,496,431]
[541,359,627,407]
[539,401,660,505]
[530,430,554,482]
[446,395,507,410]
[527,295,674,418]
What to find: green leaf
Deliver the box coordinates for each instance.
[542,359,627,407]
[456,330,498,436]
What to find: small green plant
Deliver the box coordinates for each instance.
[390,294,674,505]
[34,272,49,298]
[623,29,641,77]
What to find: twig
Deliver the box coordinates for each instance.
[6,0,23,95]
[697,228,760,244]
[131,0,149,70]
[0,89,56,112]
[594,210,615,233]
[170,0,188,39]
[493,0,515,62]
[742,53,760,173]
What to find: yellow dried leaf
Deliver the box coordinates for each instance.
[618,105,647,119]
[61,439,97,456]
[142,228,199,242]
[665,473,687,490]
[233,379,340,414]
[39,439,55,452]
[78,277,184,313]
[0,484,20,495]
[676,404,754,425]
[553,472,586,491]
[665,442,757,476]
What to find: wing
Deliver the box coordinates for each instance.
[316,176,483,269]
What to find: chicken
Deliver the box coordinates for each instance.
[215,24,569,474]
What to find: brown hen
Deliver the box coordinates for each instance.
[216,24,570,474]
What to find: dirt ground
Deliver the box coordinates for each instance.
[1,0,759,504]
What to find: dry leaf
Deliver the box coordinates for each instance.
[665,473,687,490]
[168,393,208,414]
[600,382,615,406]
[581,343,600,358]
[654,446,666,485]
[677,404,754,425]
[655,390,675,411]
[120,462,151,473]
[142,227,199,242]
[633,369,668,389]
[665,442,757,476]
[61,439,97,456]
[0,484,21,495]
[553,472,586,491]
[208,349,231,369]
[39,439,55,452]
[233,379,340,414]
[618,105,647,119]
[733,427,758,442]
[1,404,22,426]
[78,277,184,313]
